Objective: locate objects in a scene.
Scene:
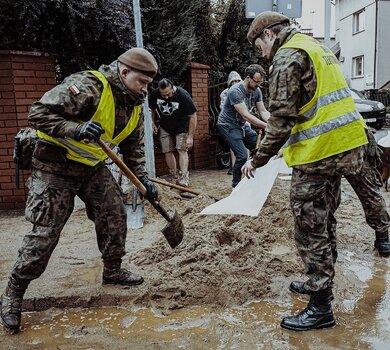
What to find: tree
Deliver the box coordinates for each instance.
[212,0,270,82]
[0,0,210,82]
[0,0,270,84]
[0,0,136,80]
[142,0,202,81]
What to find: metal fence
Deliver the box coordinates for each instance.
[208,79,227,136]
[364,89,390,107]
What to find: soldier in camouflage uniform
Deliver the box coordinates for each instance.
[244,11,390,331]
[1,48,159,332]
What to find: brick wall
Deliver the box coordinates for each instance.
[0,50,56,209]
[0,55,213,209]
[185,62,212,170]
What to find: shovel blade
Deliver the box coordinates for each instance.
[126,203,144,229]
[161,209,184,249]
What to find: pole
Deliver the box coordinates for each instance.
[132,0,156,177]
[272,0,278,12]
[324,0,331,48]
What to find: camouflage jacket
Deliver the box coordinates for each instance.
[252,27,364,174]
[28,61,148,177]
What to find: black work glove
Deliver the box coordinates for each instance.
[138,176,159,201]
[365,128,383,169]
[74,121,105,142]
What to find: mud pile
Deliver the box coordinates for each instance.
[130,178,302,311]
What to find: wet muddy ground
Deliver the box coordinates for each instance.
[1,168,390,349]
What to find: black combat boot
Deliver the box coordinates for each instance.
[1,274,29,332]
[281,289,336,331]
[374,232,390,257]
[289,281,311,295]
[102,259,144,286]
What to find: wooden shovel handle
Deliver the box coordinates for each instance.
[97,140,146,196]
[150,177,201,196]
[98,139,173,222]
[150,177,220,202]
[256,129,263,149]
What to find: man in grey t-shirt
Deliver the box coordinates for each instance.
[217,64,270,187]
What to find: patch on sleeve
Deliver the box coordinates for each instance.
[69,85,80,95]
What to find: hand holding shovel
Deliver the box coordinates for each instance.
[97,139,184,249]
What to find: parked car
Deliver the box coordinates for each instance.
[350,88,386,130]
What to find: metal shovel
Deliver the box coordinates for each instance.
[98,140,184,249]
[125,186,144,229]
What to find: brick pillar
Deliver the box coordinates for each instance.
[0,50,56,210]
[186,62,212,169]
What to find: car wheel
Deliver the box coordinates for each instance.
[216,153,231,169]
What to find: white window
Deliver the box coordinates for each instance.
[352,56,364,78]
[353,9,365,34]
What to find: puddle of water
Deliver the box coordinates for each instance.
[78,265,101,284]
[2,259,390,349]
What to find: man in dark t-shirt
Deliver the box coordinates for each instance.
[149,78,197,187]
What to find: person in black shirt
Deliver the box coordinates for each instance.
[149,79,197,187]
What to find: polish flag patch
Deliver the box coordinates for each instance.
[69,85,80,95]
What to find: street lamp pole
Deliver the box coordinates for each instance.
[132,0,156,177]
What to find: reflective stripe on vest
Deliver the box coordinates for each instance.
[37,70,142,166]
[279,33,367,167]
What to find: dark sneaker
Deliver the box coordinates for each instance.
[103,268,144,286]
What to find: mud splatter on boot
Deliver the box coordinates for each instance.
[102,260,144,286]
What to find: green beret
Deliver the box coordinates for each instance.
[118,48,158,78]
[247,11,290,45]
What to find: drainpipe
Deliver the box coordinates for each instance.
[324,0,331,48]
[133,0,156,177]
[272,0,278,12]
[373,0,378,88]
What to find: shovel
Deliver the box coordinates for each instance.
[125,186,144,229]
[150,177,220,202]
[98,139,184,249]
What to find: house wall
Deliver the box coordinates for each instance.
[336,0,377,90]
[376,0,390,89]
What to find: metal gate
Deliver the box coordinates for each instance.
[208,79,231,168]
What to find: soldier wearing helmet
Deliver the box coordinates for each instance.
[243,11,390,331]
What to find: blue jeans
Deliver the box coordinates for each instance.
[218,123,257,187]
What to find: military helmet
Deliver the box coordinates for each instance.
[247,11,290,45]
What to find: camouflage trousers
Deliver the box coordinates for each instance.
[12,165,127,281]
[291,157,390,292]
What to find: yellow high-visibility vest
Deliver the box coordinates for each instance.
[279,33,367,167]
[37,71,142,166]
